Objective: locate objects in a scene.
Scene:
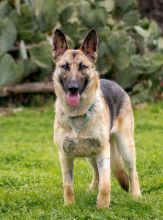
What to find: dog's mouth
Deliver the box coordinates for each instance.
[60,77,88,107]
[66,93,80,107]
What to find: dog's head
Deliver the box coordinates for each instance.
[52,29,99,112]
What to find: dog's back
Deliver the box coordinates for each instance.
[100,79,127,129]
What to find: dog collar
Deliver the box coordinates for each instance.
[67,103,95,137]
[85,103,95,121]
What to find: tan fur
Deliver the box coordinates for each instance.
[53,49,99,117]
[97,167,111,209]
[110,96,141,197]
[64,184,74,205]
[53,30,141,209]
[88,158,99,191]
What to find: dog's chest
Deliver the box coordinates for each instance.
[62,137,101,157]
[57,100,109,157]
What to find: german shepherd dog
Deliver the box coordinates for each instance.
[52,29,141,209]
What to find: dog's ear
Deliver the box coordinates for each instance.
[80,29,98,62]
[52,29,68,60]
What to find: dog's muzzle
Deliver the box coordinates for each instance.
[60,76,89,107]
[67,80,79,95]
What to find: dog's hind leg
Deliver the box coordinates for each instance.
[88,158,99,191]
[115,132,141,198]
[114,104,141,198]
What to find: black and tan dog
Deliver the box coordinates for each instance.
[52,29,141,209]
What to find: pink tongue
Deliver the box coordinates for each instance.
[67,93,80,107]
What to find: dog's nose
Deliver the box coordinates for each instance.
[68,81,79,94]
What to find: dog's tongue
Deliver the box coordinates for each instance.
[67,93,80,107]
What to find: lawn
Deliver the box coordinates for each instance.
[0,102,162,220]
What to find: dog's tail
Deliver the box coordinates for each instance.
[110,137,129,192]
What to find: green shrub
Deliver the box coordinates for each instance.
[0,0,162,103]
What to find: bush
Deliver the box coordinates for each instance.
[0,0,162,103]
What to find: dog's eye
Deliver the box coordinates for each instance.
[60,63,70,71]
[79,63,87,71]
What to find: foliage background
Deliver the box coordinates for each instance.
[0,0,163,103]
[0,1,162,218]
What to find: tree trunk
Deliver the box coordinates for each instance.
[0,82,54,97]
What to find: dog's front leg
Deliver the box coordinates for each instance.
[59,152,74,205]
[96,148,110,209]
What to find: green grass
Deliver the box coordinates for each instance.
[0,102,163,220]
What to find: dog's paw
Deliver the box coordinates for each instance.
[64,199,74,206]
[96,198,110,209]
[64,184,74,206]
[97,190,110,209]
[132,190,142,199]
